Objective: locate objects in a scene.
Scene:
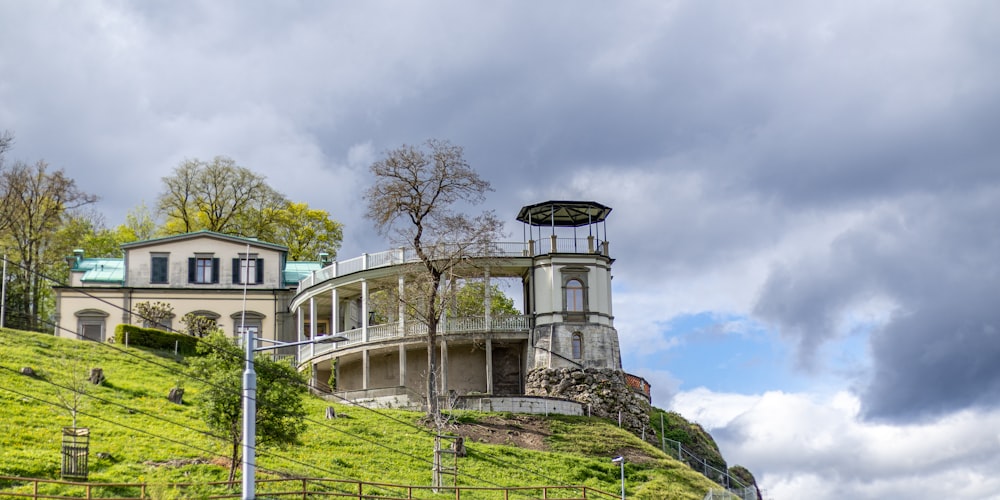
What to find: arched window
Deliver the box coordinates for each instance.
[565,279,584,312]
[571,332,583,359]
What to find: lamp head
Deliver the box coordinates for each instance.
[316,334,349,343]
[611,456,624,464]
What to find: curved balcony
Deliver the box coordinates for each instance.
[297,242,532,290]
[296,237,610,291]
[298,314,531,363]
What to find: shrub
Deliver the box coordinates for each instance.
[113,324,199,356]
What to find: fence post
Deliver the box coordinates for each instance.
[660,413,665,453]
[302,478,307,500]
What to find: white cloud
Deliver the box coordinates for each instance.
[672,388,1000,499]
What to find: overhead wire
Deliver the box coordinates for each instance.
[2,254,574,492]
[0,312,400,495]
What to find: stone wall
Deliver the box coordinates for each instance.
[525,367,651,439]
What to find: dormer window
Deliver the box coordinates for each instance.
[188,255,220,284]
[234,255,264,285]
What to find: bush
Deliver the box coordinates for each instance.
[113,324,200,356]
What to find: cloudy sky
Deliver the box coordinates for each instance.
[3,1,1000,498]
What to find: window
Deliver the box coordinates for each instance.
[560,267,590,318]
[75,309,109,342]
[232,256,264,285]
[151,254,169,284]
[188,256,219,284]
[231,311,265,339]
[565,279,585,312]
[80,320,104,342]
[571,332,583,359]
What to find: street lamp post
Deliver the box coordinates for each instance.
[241,333,344,500]
[611,456,625,500]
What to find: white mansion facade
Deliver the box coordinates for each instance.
[55,201,651,412]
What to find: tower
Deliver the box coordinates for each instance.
[517,201,622,371]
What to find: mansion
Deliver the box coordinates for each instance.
[55,201,651,414]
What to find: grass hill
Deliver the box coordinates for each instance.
[0,327,721,499]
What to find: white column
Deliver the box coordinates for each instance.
[398,275,406,334]
[331,288,340,334]
[485,337,493,394]
[440,340,449,398]
[361,280,369,343]
[398,343,406,387]
[309,297,317,336]
[484,267,492,330]
[309,297,317,358]
[362,350,370,390]
[296,307,304,342]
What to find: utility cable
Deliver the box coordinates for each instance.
[3,256,567,492]
[0,367,390,496]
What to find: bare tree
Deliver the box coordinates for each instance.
[1,160,97,331]
[365,139,503,419]
[54,352,91,429]
[0,130,15,234]
[0,129,12,161]
[157,156,287,236]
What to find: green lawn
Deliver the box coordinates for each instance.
[0,327,719,499]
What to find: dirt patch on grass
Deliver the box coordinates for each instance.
[447,415,552,450]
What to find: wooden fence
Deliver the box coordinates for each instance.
[0,476,619,500]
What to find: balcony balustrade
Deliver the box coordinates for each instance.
[297,238,607,289]
[298,314,531,362]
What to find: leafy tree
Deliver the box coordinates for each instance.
[190,332,308,483]
[53,211,124,260]
[0,160,97,331]
[180,312,217,338]
[454,280,519,318]
[134,301,175,329]
[115,202,158,242]
[364,139,503,419]
[265,202,344,261]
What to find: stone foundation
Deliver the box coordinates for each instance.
[525,367,651,438]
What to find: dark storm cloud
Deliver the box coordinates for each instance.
[755,189,1000,420]
[4,0,1000,433]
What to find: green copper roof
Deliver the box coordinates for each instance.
[78,259,125,283]
[284,261,323,285]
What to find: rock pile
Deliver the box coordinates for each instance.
[525,367,651,439]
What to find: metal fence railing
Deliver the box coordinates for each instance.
[658,434,758,500]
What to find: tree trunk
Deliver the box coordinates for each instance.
[229,439,239,484]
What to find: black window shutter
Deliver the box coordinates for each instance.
[232,258,241,284]
[188,258,196,283]
[256,258,264,284]
[211,258,220,283]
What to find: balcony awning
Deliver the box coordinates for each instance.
[516,200,612,227]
